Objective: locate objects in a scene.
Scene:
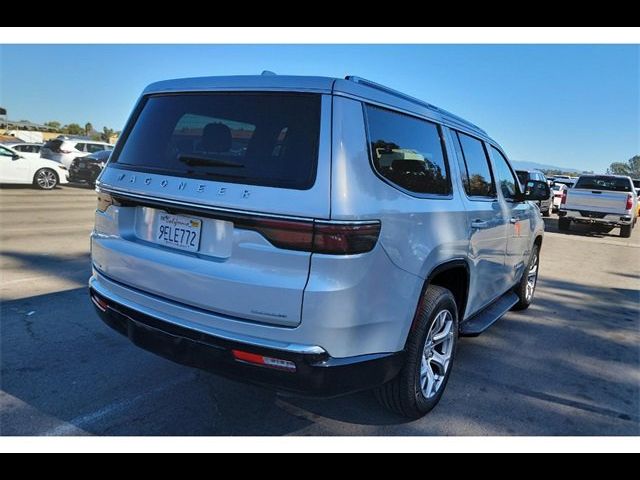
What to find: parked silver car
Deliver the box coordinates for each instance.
[90,75,548,418]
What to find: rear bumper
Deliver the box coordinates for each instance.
[559,209,634,226]
[89,288,404,397]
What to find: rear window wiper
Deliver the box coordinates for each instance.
[178,154,245,168]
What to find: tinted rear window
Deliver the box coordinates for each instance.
[575,176,633,192]
[112,93,321,190]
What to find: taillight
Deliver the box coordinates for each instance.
[561,190,568,205]
[249,218,314,251]
[248,218,381,255]
[313,222,381,254]
[626,195,634,211]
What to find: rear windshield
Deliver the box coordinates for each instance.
[574,176,633,192]
[111,93,322,190]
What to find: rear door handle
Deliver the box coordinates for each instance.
[471,220,490,229]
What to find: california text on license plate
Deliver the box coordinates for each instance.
[156,213,202,253]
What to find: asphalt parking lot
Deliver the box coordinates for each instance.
[1,186,639,436]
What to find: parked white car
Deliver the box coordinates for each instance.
[0,144,69,189]
[41,138,114,169]
[551,183,568,212]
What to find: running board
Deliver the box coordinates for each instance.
[459,291,519,337]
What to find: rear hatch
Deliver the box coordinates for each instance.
[567,176,634,214]
[41,139,64,160]
[93,91,331,327]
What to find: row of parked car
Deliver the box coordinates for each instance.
[501,169,638,237]
[0,137,113,189]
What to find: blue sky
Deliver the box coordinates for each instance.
[0,44,637,172]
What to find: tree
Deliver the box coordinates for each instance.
[608,155,640,178]
[45,121,61,130]
[101,127,115,143]
[63,123,84,135]
[85,122,94,136]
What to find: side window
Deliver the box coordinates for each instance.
[490,146,518,200]
[454,131,496,198]
[14,145,25,152]
[86,144,106,154]
[366,105,451,195]
[75,143,86,152]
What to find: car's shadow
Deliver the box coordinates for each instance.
[543,216,622,239]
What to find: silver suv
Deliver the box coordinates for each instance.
[41,137,114,169]
[90,75,548,418]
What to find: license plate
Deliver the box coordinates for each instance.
[155,213,202,253]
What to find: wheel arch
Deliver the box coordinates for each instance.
[410,259,470,334]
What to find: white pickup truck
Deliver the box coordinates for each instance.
[559,175,638,238]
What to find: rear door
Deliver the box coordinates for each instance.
[93,92,331,327]
[451,130,510,314]
[489,145,531,284]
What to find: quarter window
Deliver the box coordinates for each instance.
[366,105,451,195]
[454,131,496,198]
[490,146,518,200]
[75,143,86,152]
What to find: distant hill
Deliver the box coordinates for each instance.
[512,161,582,174]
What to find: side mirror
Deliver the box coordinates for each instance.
[516,180,551,202]
[12,154,21,160]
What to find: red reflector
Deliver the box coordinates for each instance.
[232,350,296,373]
[561,190,568,205]
[91,295,109,312]
[232,350,265,365]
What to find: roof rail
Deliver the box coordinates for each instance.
[345,75,487,136]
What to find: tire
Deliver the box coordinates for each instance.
[375,285,458,419]
[542,202,551,217]
[512,245,540,311]
[558,218,571,231]
[33,168,58,190]
[620,224,632,238]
